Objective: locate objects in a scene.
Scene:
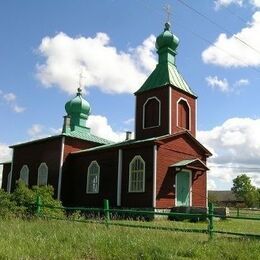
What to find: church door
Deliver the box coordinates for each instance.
[176,171,191,206]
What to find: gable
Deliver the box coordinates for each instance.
[157,132,212,158]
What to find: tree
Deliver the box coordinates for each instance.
[231,174,258,208]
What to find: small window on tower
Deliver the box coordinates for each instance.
[143,97,161,128]
[177,99,190,130]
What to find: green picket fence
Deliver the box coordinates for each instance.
[35,196,260,240]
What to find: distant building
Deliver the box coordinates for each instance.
[208,190,244,207]
[1,22,212,209]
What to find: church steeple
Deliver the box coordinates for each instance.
[135,23,195,96]
[134,21,197,140]
[62,87,91,133]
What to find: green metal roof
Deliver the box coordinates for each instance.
[135,62,196,96]
[63,130,112,145]
[10,131,112,148]
[170,159,209,170]
[72,135,163,154]
[135,23,196,97]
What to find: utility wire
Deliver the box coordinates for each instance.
[136,0,260,76]
[176,0,260,57]
[209,165,260,171]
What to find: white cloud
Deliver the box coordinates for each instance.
[87,115,126,142]
[3,93,16,102]
[27,124,60,140]
[251,0,260,7]
[123,117,135,125]
[207,179,217,190]
[202,12,260,67]
[214,0,243,9]
[0,92,25,113]
[28,124,44,138]
[214,0,260,9]
[234,78,250,86]
[206,76,250,93]
[198,117,260,189]
[36,32,156,95]
[205,76,230,92]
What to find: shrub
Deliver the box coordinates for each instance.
[32,185,64,218]
[1,181,65,219]
[0,189,17,219]
[11,181,35,217]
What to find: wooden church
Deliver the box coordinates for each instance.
[1,22,212,210]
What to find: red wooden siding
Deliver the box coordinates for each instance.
[172,89,196,137]
[135,87,169,140]
[121,144,154,208]
[156,134,207,208]
[11,137,62,197]
[63,149,119,207]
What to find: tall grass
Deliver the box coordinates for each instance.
[0,218,259,259]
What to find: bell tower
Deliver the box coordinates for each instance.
[135,22,197,140]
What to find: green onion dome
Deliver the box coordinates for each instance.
[65,88,91,119]
[155,22,179,53]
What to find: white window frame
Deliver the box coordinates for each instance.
[86,161,100,194]
[20,165,29,185]
[143,97,161,129]
[37,162,48,186]
[176,97,191,130]
[128,155,145,193]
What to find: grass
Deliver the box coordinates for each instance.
[0,218,259,259]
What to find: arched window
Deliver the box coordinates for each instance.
[143,97,161,128]
[177,99,190,130]
[37,163,48,186]
[129,156,145,192]
[86,161,100,194]
[20,165,29,185]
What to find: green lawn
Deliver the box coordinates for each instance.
[0,218,259,259]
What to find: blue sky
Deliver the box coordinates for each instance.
[1,0,260,190]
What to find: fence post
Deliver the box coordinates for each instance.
[208,202,214,239]
[36,195,42,216]
[236,207,240,217]
[104,199,110,227]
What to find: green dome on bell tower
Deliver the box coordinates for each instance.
[62,87,91,133]
[156,22,179,65]
[135,22,196,97]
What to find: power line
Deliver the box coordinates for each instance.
[176,0,260,57]
[137,0,260,76]
[209,165,260,171]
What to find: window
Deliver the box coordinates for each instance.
[177,99,190,130]
[129,156,145,192]
[143,97,161,128]
[20,165,29,185]
[37,163,48,186]
[86,161,100,194]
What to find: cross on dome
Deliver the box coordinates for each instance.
[163,4,172,24]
